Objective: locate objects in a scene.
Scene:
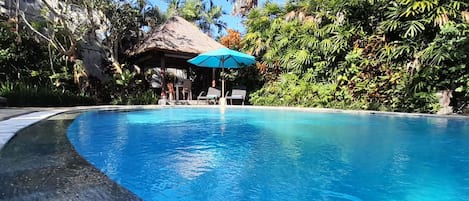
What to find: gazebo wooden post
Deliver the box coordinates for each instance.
[160,55,166,99]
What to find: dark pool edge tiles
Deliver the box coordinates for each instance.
[0,113,142,201]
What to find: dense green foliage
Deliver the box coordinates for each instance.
[110,69,159,105]
[245,0,469,113]
[0,0,231,106]
[0,18,56,84]
[0,81,97,106]
[2,0,467,112]
[168,0,226,36]
[0,18,97,106]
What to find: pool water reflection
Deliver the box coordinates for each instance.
[67,108,469,201]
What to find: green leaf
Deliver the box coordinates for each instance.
[31,71,40,77]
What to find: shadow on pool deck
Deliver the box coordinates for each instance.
[0,112,142,201]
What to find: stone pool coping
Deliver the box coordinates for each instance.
[0,109,67,150]
[1,105,468,150]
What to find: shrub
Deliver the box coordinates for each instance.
[110,90,159,105]
[250,74,359,109]
[249,73,441,112]
[0,82,97,106]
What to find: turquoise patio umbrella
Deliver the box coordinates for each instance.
[188,48,256,98]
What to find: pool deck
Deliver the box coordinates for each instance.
[0,109,145,200]
[0,105,167,150]
[1,105,468,150]
[0,108,65,150]
[0,106,124,149]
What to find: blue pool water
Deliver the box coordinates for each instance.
[67,108,469,201]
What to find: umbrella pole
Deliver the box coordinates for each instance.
[222,67,225,98]
[221,58,225,98]
[220,59,226,106]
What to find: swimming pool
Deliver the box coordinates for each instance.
[0,111,141,200]
[67,108,469,201]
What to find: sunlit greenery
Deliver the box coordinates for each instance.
[1,0,467,113]
[0,0,225,106]
[167,0,226,36]
[245,0,468,113]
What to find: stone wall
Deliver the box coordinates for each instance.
[2,0,107,81]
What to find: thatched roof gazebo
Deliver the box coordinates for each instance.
[128,16,225,99]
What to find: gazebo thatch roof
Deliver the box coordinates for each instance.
[129,16,225,57]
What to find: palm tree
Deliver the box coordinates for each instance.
[167,0,226,36]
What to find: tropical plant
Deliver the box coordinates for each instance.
[243,0,468,113]
[0,81,97,106]
[0,17,51,84]
[2,0,166,106]
[168,0,226,36]
[220,29,242,50]
[250,73,366,109]
[112,89,159,105]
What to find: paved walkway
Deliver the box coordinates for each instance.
[0,110,142,200]
[0,105,162,150]
[0,108,44,121]
[0,108,67,149]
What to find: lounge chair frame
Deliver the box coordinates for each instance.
[197,87,221,104]
[225,88,246,105]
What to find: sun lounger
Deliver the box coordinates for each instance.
[197,87,221,104]
[225,88,246,105]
